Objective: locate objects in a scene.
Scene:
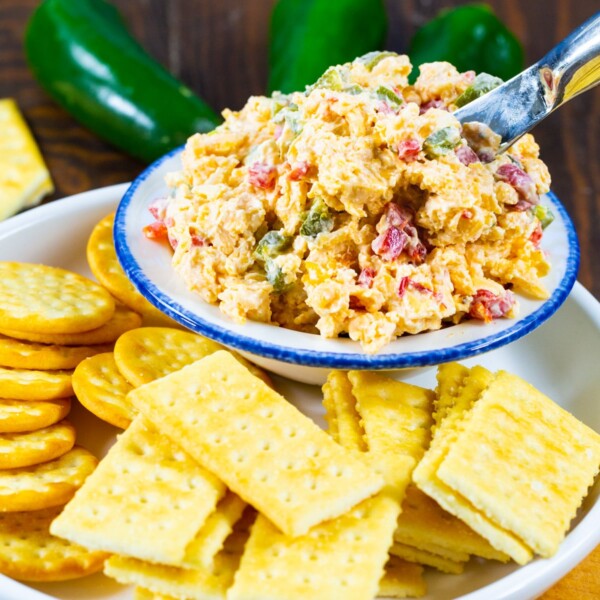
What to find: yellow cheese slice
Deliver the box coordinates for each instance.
[0,98,53,220]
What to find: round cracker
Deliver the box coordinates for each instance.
[0,334,113,370]
[87,213,168,320]
[0,506,109,581]
[0,398,71,434]
[72,353,135,429]
[0,302,142,346]
[113,327,271,388]
[0,262,115,334]
[0,420,76,470]
[0,366,73,400]
[0,446,98,512]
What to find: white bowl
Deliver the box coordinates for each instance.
[114,148,579,384]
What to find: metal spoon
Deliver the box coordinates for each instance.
[453,12,600,153]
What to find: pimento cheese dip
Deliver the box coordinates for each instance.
[147,53,553,353]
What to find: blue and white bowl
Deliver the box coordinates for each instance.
[114,147,579,384]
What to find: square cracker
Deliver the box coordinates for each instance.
[413,366,533,565]
[129,351,383,537]
[388,541,465,574]
[51,416,226,566]
[105,550,240,600]
[181,492,247,570]
[394,485,509,562]
[437,371,600,557]
[433,362,470,433]
[378,555,426,598]
[322,371,366,451]
[228,493,401,600]
[348,371,434,460]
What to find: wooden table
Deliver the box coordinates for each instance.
[1,1,599,598]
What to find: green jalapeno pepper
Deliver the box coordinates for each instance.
[409,4,524,82]
[268,0,388,94]
[25,0,221,162]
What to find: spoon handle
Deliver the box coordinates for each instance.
[454,12,600,152]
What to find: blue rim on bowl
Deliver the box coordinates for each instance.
[114,146,580,369]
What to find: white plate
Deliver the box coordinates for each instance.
[0,184,598,600]
[113,149,579,385]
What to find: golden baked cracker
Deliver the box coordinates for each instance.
[0,262,115,334]
[114,327,223,387]
[114,326,271,388]
[0,420,75,470]
[105,548,242,600]
[413,367,534,564]
[0,366,73,400]
[394,485,509,562]
[87,213,175,324]
[378,555,426,598]
[348,371,434,460]
[0,334,112,371]
[228,493,401,600]
[434,362,470,432]
[181,491,247,570]
[129,351,383,537]
[322,371,367,451]
[438,371,600,558]
[0,446,97,512]
[72,352,136,429]
[0,506,108,582]
[0,398,71,434]
[51,417,226,566]
[0,302,142,346]
[389,541,465,574]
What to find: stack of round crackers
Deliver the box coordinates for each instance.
[0,261,129,582]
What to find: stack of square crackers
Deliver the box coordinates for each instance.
[48,350,600,599]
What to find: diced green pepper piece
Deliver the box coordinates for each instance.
[375,85,403,106]
[422,127,461,159]
[454,73,503,107]
[310,66,345,91]
[532,204,555,229]
[254,230,292,261]
[358,51,397,71]
[265,258,291,292]
[300,198,334,238]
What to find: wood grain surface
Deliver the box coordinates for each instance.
[0,1,599,598]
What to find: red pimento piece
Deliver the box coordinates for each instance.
[461,210,474,219]
[398,276,433,298]
[289,161,310,181]
[191,234,205,247]
[143,221,169,241]
[384,202,412,229]
[248,162,277,190]
[419,99,446,114]
[529,222,543,248]
[468,289,515,323]
[372,227,408,261]
[495,163,539,209]
[148,197,168,221]
[397,139,421,162]
[358,267,376,288]
[455,146,479,166]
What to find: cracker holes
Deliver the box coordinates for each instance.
[284,426,298,439]
[280,491,293,504]
[258,408,274,419]
[259,440,271,452]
